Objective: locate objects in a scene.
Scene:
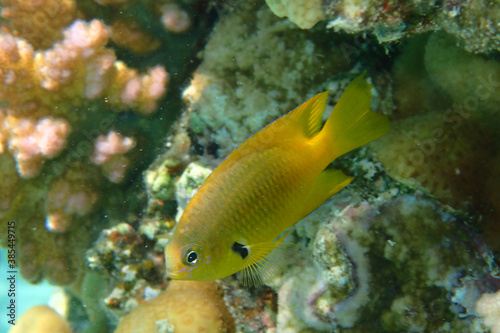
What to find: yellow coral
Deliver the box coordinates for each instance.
[115,280,235,333]
[9,305,72,333]
[1,19,168,117]
[1,0,77,49]
[265,0,325,29]
[110,19,161,54]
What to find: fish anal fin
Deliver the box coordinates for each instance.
[307,169,353,208]
[240,230,295,286]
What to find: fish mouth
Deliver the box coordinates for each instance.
[165,266,188,279]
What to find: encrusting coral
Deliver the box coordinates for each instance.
[9,305,72,333]
[115,280,235,333]
[370,111,496,211]
[264,0,500,53]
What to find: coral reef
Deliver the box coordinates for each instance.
[183,1,352,157]
[115,280,235,333]
[46,176,98,233]
[0,0,213,289]
[132,1,500,331]
[0,19,168,178]
[86,221,170,319]
[264,0,500,53]
[1,0,499,332]
[274,187,496,331]
[9,305,72,333]
[4,116,70,178]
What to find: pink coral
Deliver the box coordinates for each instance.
[160,4,191,34]
[0,19,168,115]
[120,65,169,114]
[91,131,136,183]
[8,117,70,177]
[36,19,111,92]
[91,131,135,164]
[0,19,169,178]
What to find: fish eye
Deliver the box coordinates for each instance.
[186,251,198,264]
[182,245,203,266]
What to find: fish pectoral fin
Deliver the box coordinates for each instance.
[240,229,295,286]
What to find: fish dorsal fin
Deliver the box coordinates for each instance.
[239,229,295,286]
[286,91,329,139]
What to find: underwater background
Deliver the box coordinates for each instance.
[0,0,499,332]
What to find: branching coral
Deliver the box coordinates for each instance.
[160,3,191,34]
[91,131,136,183]
[110,19,161,54]
[1,0,77,49]
[4,116,70,177]
[0,19,168,177]
[46,177,98,233]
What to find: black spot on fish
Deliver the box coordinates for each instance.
[232,242,248,259]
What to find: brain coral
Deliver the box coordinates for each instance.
[424,33,500,116]
[115,280,235,333]
[370,111,496,210]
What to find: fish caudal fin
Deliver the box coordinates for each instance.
[319,74,390,159]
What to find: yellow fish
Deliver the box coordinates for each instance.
[164,75,390,285]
